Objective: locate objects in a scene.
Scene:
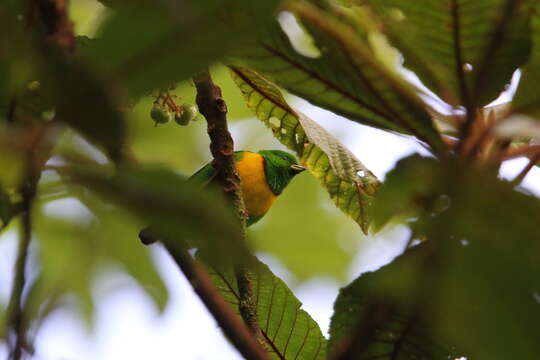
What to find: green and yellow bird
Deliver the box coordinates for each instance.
[139,150,305,243]
[189,150,306,225]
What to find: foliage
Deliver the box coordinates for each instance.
[2,0,540,359]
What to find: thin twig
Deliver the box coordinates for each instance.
[163,243,269,360]
[5,2,76,358]
[7,180,36,360]
[511,150,540,186]
[492,144,540,162]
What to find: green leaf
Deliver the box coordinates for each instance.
[200,254,327,360]
[84,0,281,98]
[230,67,379,233]
[74,190,169,312]
[363,154,540,359]
[58,162,249,266]
[427,168,540,360]
[33,215,99,326]
[367,0,532,107]
[328,244,460,359]
[233,3,445,152]
[46,57,127,161]
[512,2,540,116]
[371,155,444,231]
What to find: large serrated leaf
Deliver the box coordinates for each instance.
[328,244,460,360]
[367,0,532,107]
[230,66,379,233]
[200,254,326,360]
[232,3,445,152]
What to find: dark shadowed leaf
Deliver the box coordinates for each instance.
[359,154,540,359]
[232,3,445,152]
[427,167,540,360]
[58,162,249,266]
[231,67,379,233]
[367,0,532,107]
[199,253,327,360]
[371,155,443,231]
[328,244,460,360]
[84,0,280,98]
[512,2,540,116]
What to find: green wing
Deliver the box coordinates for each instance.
[188,163,218,187]
[188,151,247,187]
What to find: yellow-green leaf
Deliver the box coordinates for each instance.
[230,67,379,233]
[200,254,327,360]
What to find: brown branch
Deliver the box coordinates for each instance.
[192,69,265,353]
[7,186,34,360]
[6,2,75,358]
[34,0,76,54]
[511,150,540,186]
[493,144,540,162]
[163,243,269,360]
[193,70,246,220]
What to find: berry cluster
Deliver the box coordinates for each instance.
[150,89,198,127]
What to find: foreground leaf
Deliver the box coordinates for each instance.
[58,162,249,266]
[233,3,445,151]
[367,0,532,108]
[370,155,443,231]
[329,244,460,359]
[86,0,280,98]
[200,254,327,360]
[512,2,540,116]
[357,154,540,359]
[230,67,379,233]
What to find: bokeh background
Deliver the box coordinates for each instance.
[1,1,538,359]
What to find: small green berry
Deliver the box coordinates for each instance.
[150,104,171,125]
[175,103,198,126]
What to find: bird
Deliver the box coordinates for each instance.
[139,150,305,243]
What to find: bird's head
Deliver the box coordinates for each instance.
[258,150,306,195]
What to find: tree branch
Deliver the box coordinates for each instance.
[192,69,265,353]
[7,185,34,360]
[163,242,269,360]
[6,2,76,358]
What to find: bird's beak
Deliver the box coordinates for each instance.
[290,164,306,174]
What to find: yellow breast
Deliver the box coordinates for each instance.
[236,152,277,218]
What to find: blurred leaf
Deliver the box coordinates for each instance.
[233,3,445,152]
[84,0,281,98]
[200,253,327,360]
[512,2,540,116]
[427,167,540,360]
[362,154,540,359]
[58,162,249,266]
[231,67,379,233]
[43,55,127,161]
[371,155,443,231]
[33,215,98,326]
[74,190,169,312]
[328,244,460,359]
[366,0,532,107]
